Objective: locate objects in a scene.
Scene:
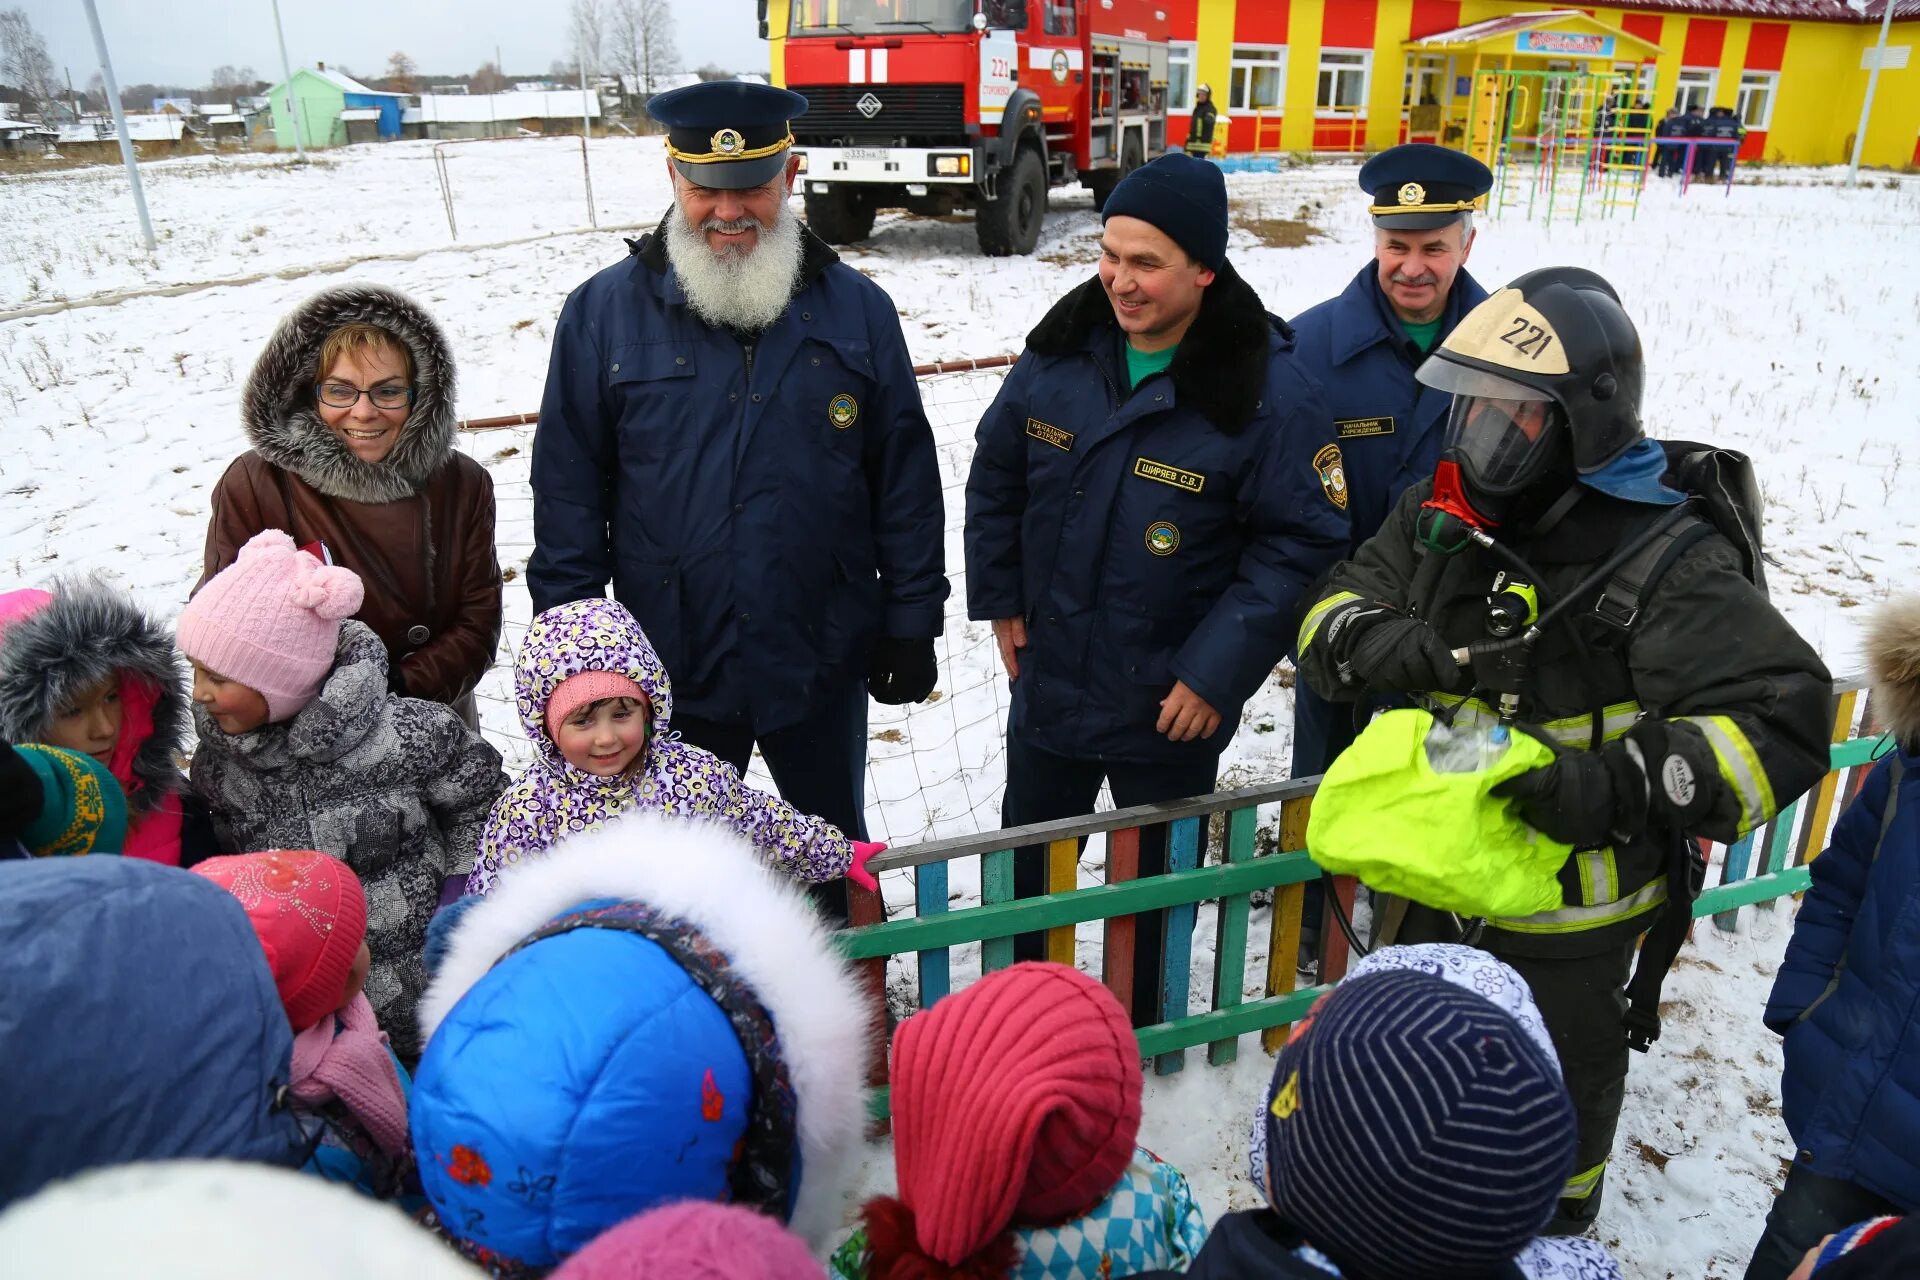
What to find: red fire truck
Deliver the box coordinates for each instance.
[759,0,1171,255]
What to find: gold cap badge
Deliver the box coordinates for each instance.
[1398,181,1426,207]
[711,127,745,156]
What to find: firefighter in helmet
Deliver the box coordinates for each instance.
[1297,266,1833,1231]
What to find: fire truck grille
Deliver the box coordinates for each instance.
[789,84,966,140]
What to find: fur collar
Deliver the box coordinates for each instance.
[628,209,841,292]
[241,283,458,505]
[1024,258,1283,435]
[0,580,188,814]
[419,812,871,1248]
[1870,594,1920,747]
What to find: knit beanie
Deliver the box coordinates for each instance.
[12,744,128,857]
[867,962,1143,1275]
[193,851,368,1032]
[1264,969,1576,1280]
[545,670,652,744]
[550,1201,826,1280]
[1101,152,1229,270]
[177,530,364,723]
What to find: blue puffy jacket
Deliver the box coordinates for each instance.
[1288,262,1488,553]
[1768,740,1920,1208]
[527,219,948,734]
[0,857,306,1209]
[964,263,1349,763]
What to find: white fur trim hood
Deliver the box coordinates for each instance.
[417,811,873,1248]
[1870,594,1920,747]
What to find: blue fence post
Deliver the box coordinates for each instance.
[1155,816,1202,1076]
[1713,831,1757,934]
[915,861,951,1007]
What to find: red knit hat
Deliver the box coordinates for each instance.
[192,851,368,1032]
[544,671,652,744]
[866,962,1143,1276]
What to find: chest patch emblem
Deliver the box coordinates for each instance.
[1133,456,1205,494]
[1335,415,1396,439]
[828,393,859,429]
[1313,443,1349,511]
[1145,521,1181,556]
[1026,418,1075,450]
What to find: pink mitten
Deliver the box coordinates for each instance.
[848,839,887,892]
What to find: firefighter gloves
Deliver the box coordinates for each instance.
[1345,616,1466,695]
[1492,732,1651,849]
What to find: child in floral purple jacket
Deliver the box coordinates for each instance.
[464,598,881,897]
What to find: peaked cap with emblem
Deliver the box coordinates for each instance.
[1360,143,1492,231]
[650,80,810,189]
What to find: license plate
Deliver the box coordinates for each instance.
[844,148,889,161]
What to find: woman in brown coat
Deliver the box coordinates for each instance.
[202,284,502,717]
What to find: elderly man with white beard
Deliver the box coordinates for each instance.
[526,81,948,924]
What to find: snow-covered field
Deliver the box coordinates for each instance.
[4,136,1915,1276]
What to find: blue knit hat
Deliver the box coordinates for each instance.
[1101,152,1229,269]
[1263,969,1576,1279]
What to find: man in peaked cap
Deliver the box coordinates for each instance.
[1284,144,1493,962]
[527,79,949,925]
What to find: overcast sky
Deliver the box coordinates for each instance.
[21,0,771,91]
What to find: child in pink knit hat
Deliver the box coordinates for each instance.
[181,530,506,1064]
[552,1201,826,1280]
[193,849,417,1202]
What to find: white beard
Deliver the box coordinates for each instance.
[663,198,805,332]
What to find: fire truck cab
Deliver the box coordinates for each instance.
[760,0,1170,256]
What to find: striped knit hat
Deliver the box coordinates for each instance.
[1264,969,1575,1279]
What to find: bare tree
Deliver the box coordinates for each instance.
[570,0,606,86]
[207,64,259,102]
[694,63,731,82]
[384,51,418,94]
[611,0,679,99]
[471,61,507,94]
[0,7,56,116]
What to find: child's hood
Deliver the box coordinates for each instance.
[1870,593,1920,748]
[515,598,673,775]
[0,580,189,814]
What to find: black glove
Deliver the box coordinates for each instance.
[1344,616,1465,694]
[1492,734,1650,848]
[867,637,938,705]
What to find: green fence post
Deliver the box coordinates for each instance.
[1207,805,1260,1066]
[981,848,1015,973]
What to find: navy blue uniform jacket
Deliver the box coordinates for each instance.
[1288,262,1488,552]
[964,263,1349,763]
[527,220,948,732]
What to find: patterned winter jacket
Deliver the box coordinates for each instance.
[464,598,855,897]
[191,620,506,1061]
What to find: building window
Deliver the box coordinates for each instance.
[1404,54,1447,109]
[1229,45,1286,114]
[1317,50,1371,115]
[1736,70,1777,129]
[1611,62,1657,103]
[1168,41,1197,114]
[1674,67,1716,114]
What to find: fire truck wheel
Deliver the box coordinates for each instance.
[803,187,877,245]
[977,147,1047,257]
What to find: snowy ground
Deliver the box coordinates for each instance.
[4,137,1915,1275]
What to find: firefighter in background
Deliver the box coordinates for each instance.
[1285,144,1493,963]
[1296,266,1833,1232]
[1183,83,1218,157]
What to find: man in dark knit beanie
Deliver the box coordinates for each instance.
[964,151,1348,1021]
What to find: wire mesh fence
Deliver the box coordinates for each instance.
[464,364,1019,847]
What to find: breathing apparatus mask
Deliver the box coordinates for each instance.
[1415,366,1573,553]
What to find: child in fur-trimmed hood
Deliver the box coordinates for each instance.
[463,598,879,898]
[0,579,219,866]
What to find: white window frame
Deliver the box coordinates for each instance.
[1168,40,1197,114]
[1611,61,1657,102]
[1736,70,1777,130]
[1674,67,1717,115]
[1316,48,1372,117]
[1403,53,1447,111]
[1228,44,1287,114]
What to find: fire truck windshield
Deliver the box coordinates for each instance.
[788,0,974,36]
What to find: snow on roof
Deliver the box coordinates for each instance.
[1584,0,1863,17]
[197,102,234,116]
[54,114,193,143]
[407,91,602,123]
[1411,9,1590,45]
[1861,0,1920,17]
[338,108,383,121]
[203,114,245,126]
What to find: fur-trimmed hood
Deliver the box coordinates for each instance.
[1870,594,1920,746]
[1024,258,1285,435]
[241,283,458,505]
[416,812,870,1255]
[0,581,188,815]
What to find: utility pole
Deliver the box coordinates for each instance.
[271,0,308,161]
[64,66,78,122]
[1847,0,1898,187]
[79,0,156,252]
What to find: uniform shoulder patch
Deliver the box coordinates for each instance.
[1313,443,1349,511]
[1026,418,1075,451]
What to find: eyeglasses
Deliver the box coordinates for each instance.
[316,381,415,410]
